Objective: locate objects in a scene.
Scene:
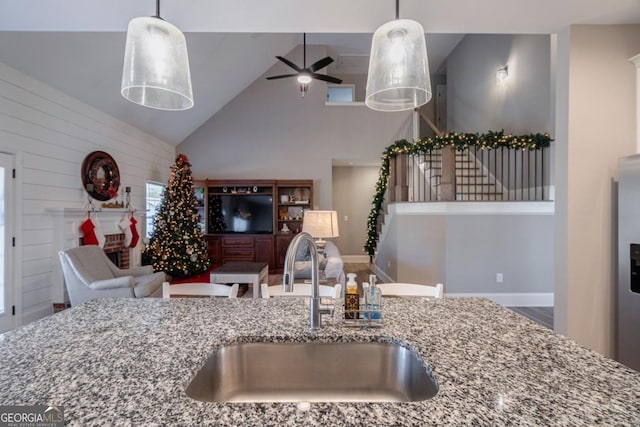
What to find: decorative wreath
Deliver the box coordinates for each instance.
[81,151,120,201]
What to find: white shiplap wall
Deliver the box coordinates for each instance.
[0,62,175,327]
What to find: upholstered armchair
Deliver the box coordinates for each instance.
[59,246,165,306]
[293,240,345,286]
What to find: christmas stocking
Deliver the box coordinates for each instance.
[92,216,106,248]
[80,218,99,246]
[119,216,133,247]
[129,216,140,248]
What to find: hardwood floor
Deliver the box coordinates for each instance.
[508,306,554,329]
[343,262,377,285]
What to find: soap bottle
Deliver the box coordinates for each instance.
[361,282,370,319]
[345,273,359,320]
[369,274,377,288]
[369,282,382,320]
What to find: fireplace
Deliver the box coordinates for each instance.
[106,251,121,268]
[80,233,130,269]
[48,207,145,305]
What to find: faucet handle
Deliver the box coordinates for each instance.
[282,273,293,292]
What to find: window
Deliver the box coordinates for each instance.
[145,181,165,239]
[326,85,355,103]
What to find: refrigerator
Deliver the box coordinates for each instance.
[618,154,640,371]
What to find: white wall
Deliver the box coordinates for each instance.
[447,34,551,134]
[554,25,640,357]
[0,62,174,326]
[178,45,413,211]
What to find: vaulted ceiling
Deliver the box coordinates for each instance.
[1,0,638,145]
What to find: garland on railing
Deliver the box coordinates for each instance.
[364,130,553,255]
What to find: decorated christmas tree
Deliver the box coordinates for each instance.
[143,154,211,278]
[208,195,227,232]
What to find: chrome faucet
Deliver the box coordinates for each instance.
[283,232,323,330]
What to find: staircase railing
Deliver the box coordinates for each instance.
[364,129,552,255]
[403,145,550,202]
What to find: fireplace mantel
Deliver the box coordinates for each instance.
[47,207,148,304]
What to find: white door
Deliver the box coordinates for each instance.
[0,153,14,333]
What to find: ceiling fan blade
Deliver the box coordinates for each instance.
[310,73,343,84]
[275,56,303,72]
[308,56,334,72]
[266,73,299,80]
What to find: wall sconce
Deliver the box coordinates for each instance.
[496,66,509,86]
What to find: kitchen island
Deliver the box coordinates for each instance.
[0,297,638,426]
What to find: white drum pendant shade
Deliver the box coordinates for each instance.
[121,16,194,111]
[365,19,432,112]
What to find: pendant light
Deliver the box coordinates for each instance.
[365,0,431,111]
[121,0,194,111]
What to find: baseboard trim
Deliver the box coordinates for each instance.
[342,255,370,263]
[371,263,394,283]
[445,292,554,307]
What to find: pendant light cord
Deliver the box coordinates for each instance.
[395,0,399,19]
[303,33,306,68]
[154,0,161,19]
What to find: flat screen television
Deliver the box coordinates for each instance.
[209,194,273,234]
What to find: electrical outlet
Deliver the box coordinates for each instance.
[344,215,349,221]
[387,260,391,269]
[496,273,503,283]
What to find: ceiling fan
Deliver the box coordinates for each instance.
[267,33,343,96]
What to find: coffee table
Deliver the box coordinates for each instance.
[210,261,268,299]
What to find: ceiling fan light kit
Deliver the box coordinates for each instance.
[297,74,312,84]
[121,0,194,111]
[365,1,432,112]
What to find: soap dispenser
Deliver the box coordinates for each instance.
[345,273,359,320]
[368,282,382,320]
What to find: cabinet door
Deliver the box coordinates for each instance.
[206,236,221,267]
[254,236,274,270]
[221,235,254,262]
[275,235,294,271]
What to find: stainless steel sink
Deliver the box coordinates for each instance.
[186,341,438,403]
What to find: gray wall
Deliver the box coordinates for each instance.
[447,34,551,134]
[335,73,368,102]
[332,165,379,256]
[178,44,413,211]
[373,214,399,282]
[377,210,554,295]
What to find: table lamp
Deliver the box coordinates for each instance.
[302,210,339,281]
[302,210,339,253]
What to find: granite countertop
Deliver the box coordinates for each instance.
[0,297,639,426]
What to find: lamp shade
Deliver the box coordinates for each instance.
[365,19,432,112]
[302,211,339,239]
[121,16,194,111]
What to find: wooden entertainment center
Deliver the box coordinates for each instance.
[194,179,313,272]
